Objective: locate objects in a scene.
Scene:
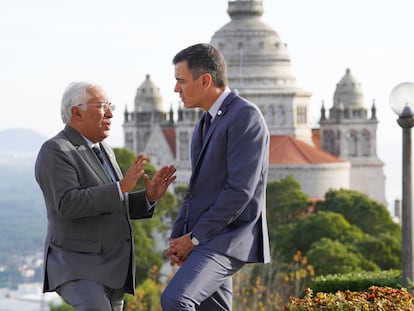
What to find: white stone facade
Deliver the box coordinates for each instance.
[268,162,351,199]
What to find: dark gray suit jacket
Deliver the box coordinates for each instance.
[35,125,152,294]
[170,91,271,263]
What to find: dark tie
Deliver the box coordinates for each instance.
[92,145,113,180]
[202,112,212,141]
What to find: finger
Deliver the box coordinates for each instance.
[165,165,176,176]
[143,174,149,184]
[136,153,148,160]
[137,159,147,168]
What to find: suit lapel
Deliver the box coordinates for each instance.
[100,142,123,180]
[191,113,206,168]
[191,91,237,175]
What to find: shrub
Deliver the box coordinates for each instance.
[310,269,401,293]
[283,286,413,310]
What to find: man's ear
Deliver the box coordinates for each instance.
[71,106,82,119]
[201,73,212,88]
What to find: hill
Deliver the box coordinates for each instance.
[0,128,47,261]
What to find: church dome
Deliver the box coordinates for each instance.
[210,0,296,91]
[333,68,365,108]
[134,74,164,112]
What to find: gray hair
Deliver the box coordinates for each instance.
[60,81,99,124]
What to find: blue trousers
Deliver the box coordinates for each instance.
[56,279,124,311]
[161,247,245,311]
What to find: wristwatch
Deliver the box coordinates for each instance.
[190,233,200,246]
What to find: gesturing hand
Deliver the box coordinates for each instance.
[144,165,176,202]
[120,153,147,193]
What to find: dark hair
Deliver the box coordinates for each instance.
[172,43,227,88]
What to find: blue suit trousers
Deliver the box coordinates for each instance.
[161,247,245,310]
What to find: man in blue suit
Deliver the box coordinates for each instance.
[162,43,270,310]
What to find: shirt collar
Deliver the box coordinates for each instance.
[82,136,98,149]
[207,87,231,120]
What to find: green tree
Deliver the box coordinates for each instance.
[266,176,311,228]
[315,189,401,237]
[356,232,401,270]
[275,211,364,261]
[306,237,379,276]
[313,188,401,272]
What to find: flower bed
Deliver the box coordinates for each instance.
[283,286,413,310]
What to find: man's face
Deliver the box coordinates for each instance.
[174,61,205,109]
[76,86,113,143]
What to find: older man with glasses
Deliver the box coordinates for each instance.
[35,81,176,311]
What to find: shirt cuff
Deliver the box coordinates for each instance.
[146,197,156,210]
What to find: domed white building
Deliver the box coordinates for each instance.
[123,0,386,205]
[320,68,386,204]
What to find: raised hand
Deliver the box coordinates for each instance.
[119,153,148,193]
[144,165,177,202]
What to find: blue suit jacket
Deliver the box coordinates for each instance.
[35,125,153,294]
[171,91,270,263]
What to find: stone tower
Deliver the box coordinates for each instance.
[123,74,166,154]
[210,0,313,145]
[319,68,386,204]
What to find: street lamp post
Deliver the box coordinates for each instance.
[389,82,414,290]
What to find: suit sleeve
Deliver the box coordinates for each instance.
[127,191,154,219]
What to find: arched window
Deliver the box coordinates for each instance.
[360,130,371,156]
[322,129,336,156]
[347,131,358,157]
[296,106,307,124]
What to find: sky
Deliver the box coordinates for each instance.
[1,0,413,210]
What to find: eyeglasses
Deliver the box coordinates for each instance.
[82,102,116,112]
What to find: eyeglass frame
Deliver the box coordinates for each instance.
[79,102,116,112]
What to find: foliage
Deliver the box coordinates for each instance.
[271,186,402,278]
[313,189,402,272]
[132,222,164,285]
[233,267,269,311]
[49,302,73,311]
[283,286,413,310]
[310,269,402,294]
[356,232,401,271]
[113,147,137,174]
[232,251,315,310]
[315,189,401,237]
[266,176,311,228]
[306,238,379,276]
[275,211,363,262]
[125,270,162,311]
